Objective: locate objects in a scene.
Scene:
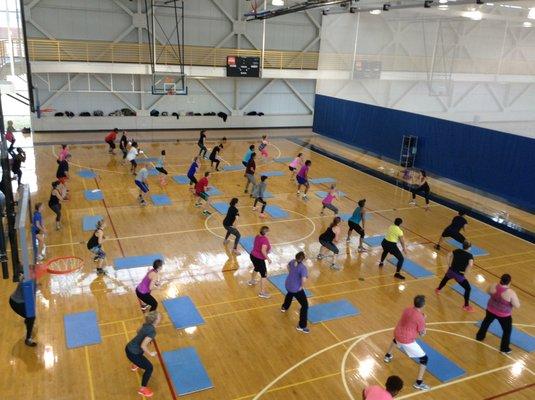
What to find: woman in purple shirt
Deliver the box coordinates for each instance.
[281,251,309,333]
[248,226,272,299]
[136,259,163,311]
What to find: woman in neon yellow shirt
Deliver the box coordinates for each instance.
[379,218,407,280]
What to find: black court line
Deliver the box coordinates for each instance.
[289,137,535,244]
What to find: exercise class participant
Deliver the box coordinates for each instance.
[252,175,268,218]
[281,251,309,334]
[32,202,46,262]
[296,159,311,200]
[58,144,70,162]
[125,311,161,398]
[194,171,212,216]
[119,131,129,162]
[320,184,339,216]
[435,210,468,250]
[242,144,255,167]
[187,156,199,188]
[409,170,430,210]
[56,152,70,187]
[476,273,520,354]
[435,241,475,312]
[244,152,256,194]
[248,226,272,299]
[9,271,37,347]
[384,295,430,391]
[126,141,139,175]
[135,167,150,206]
[105,128,118,154]
[136,259,163,311]
[363,375,404,400]
[198,129,208,158]
[49,181,65,230]
[346,199,367,253]
[5,120,15,155]
[12,147,26,187]
[288,152,303,181]
[155,150,168,185]
[317,216,342,270]
[379,218,407,280]
[223,197,241,255]
[209,142,223,171]
[87,219,106,275]
[258,134,269,159]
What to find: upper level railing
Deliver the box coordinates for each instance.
[7,38,535,75]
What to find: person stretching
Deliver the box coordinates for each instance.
[155,150,168,186]
[384,295,430,391]
[318,216,342,270]
[135,167,150,206]
[320,184,339,216]
[409,170,430,210]
[194,171,212,216]
[435,241,475,312]
[288,152,303,181]
[248,226,272,299]
[223,197,241,255]
[242,144,255,167]
[244,152,256,194]
[105,128,118,154]
[281,251,310,334]
[86,219,107,275]
[379,218,407,280]
[136,259,163,311]
[198,129,208,158]
[209,143,223,171]
[252,175,268,218]
[435,210,468,250]
[296,160,311,200]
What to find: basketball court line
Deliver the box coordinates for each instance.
[84,346,96,400]
[483,382,535,400]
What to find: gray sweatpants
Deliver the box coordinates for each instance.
[245,174,256,192]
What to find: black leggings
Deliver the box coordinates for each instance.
[49,204,62,222]
[125,347,153,387]
[136,288,158,311]
[224,225,241,249]
[12,168,22,185]
[476,310,512,352]
[254,197,266,213]
[210,158,220,169]
[282,289,308,328]
[412,183,430,204]
[380,239,404,272]
[106,140,116,150]
[438,275,471,306]
[198,144,207,158]
[10,298,35,340]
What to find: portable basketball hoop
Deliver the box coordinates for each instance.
[46,256,84,275]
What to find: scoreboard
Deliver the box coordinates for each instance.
[226,56,260,78]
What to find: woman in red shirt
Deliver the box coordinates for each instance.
[105,128,118,154]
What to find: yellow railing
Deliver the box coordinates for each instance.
[7,38,534,75]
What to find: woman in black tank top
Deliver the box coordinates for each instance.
[317,217,342,270]
[87,220,107,275]
[48,181,64,230]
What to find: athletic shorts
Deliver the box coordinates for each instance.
[250,254,267,278]
[289,166,296,172]
[348,221,365,237]
[135,180,149,193]
[442,229,465,244]
[196,191,209,201]
[296,176,307,185]
[396,341,426,358]
[130,159,137,167]
[155,167,168,175]
[90,245,106,259]
[445,268,466,283]
[106,140,116,149]
[188,175,198,185]
[319,239,339,254]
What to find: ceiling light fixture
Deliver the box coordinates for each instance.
[529,8,535,19]
[370,9,382,14]
[439,0,448,3]
[462,10,483,20]
[523,21,532,27]
[272,0,284,6]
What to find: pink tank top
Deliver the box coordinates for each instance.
[289,157,301,168]
[487,284,513,317]
[137,269,155,294]
[322,191,335,205]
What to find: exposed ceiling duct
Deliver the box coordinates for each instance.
[244,0,352,20]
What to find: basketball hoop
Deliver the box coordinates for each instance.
[163,76,177,95]
[46,256,85,275]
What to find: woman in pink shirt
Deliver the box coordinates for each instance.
[248,226,272,299]
[288,152,303,181]
[320,184,339,216]
[136,259,163,311]
[363,375,403,399]
[383,295,430,391]
[476,273,520,354]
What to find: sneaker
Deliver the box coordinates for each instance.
[358,246,366,253]
[296,326,310,334]
[138,386,154,397]
[280,308,287,313]
[247,280,257,286]
[258,292,271,299]
[413,382,430,391]
[434,244,441,250]
[434,288,441,295]
[346,237,351,243]
[232,249,241,256]
[296,191,300,195]
[330,263,341,271]
[244,189,248,194]
[96,268,106,275]
[140,304,150,311]
[462,305,475,313]
[316,254,324,260]
[25,338,37,347]
[320,211,324,216]
[130,364,139,372]
[302,195,308,201]
[202,210,212,216]
[383,354,393,363]
[36,255,45,262]
[500,349,512,355]
[394,273,406,280]
[140,200,147,206]
[223,239,229,245]
[194,203,201,208]
[259,213,267,218]
[378,262,384,267]
[252,206,257,211]
[409,200,416,206]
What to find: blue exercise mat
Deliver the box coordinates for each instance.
[114,253,164,270]
[64,311,102,349]
[261,171,284,177]
[173,175,190,185]
[84,189,103,201]
[308,300,359,324]
[162,347,213,395]
[451,283,489,309]
[310,177,336,184]
[475,321,535,352]
[136,157,159,164]
[408,340,466,382]
[223,165,244,171]
[240,236,254,253]
[387,258,434,278]
[211,202,229,215]
[265,205,288,219]
[82,215,103,231]
[151,194,172,206]
[363,235,384,247]
[274,156,293,163]
[206,187,221,196]
[77,169,96,179]
[163,296,205,330]
[315,190,345,199]
[446,239,489,256]
[268,274,313,297]
[147,168,159,176]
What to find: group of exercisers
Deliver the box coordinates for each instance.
[15,129,523,399]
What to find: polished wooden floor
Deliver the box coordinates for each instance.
[2,133,534,400]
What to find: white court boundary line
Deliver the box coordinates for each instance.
[252,320,535,400]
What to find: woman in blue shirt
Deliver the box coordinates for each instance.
[32,203,46,261]
[346,199,367,253]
